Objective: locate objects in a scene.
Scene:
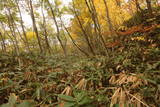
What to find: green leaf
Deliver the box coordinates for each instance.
[0,84,13,91]
[140,77,157,85]
[36,88,41,100]
[1,93,17,107]
[78,97,93,106]
[17,101,34,107]
[8,93,17,106]
[77,92,85,102]
[0,80,14,91]
[113,104,119,107]
[0,103,10,107]
[58,94,75,102]
[63,102,77,107]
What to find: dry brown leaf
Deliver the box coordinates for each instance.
[111,88,121,106]
[54,68,63,72]
[136,94,141,107]
[127,75,138,83]
[76,78,87,89]
[19,88,32,94]
[119,88,126,107]
[117,75,127,85]
[24,72,32,80]
[61,86,72,96]
[109,75,116,84]
[125,90,149,107]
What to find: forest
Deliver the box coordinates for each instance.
[0,0,160,107]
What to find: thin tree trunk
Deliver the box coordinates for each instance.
[60,17,89,56]
[86,0,109,56]
[85,0,101,47]
[72,0,95,55]
[8,10,27,49]
[15,0,30,52]
[134,0,143,12]
[146,0,153,15]
[0,32,6,52]
[0,40,3,51]
[103,0,119,54]
[6,9,20,54]
[0,21,15,51]
[102,0,114,33]
[6,9,21,67]
[115,0,121,7]
[29,0,43,52]
[47,0,67,56]
[60,26,68,56]
[41,0,51,54]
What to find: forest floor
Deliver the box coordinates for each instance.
[0,11,160,107]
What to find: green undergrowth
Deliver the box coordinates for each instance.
[0,41,159,107]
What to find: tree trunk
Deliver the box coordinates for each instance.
[135,0,143,12]
[146,0,153,15]
[29,0,43,53]
[72,0,95,55]
[85,0,109,56]
[0,32,6,52]
[47,0,67,56]
[15,0,31,52]
[102,0,113,33]
[6,9,20,55]
[115,0,121,7]
[0,21,15,52]
[41,1,51,54]
[60,17,89,56]
[8,9,27,51]
[6,9,21,68]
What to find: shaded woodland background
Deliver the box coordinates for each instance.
[0,0,160,107]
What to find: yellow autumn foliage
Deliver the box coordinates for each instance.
[131,36,145,41]
[26,32,36,40]
[70,0,133,40]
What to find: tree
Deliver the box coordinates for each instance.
[115,0,121,7]
[145,0,153,15]
[60,16,89,56]
[85,0,109,55]
[72,0,95,55]
[28,0,43,52]
[46,0,68,56]
[15,0,31,52]
[0,31,6,52]
[102,0,114,33]
[134,0,143,12]
[40,0,51,54]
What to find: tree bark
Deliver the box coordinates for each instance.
[0,21,15,51]
[15,0,31,52]
[0,32,6,52]
[60,17,89,56]
[6,9,20,55]
[41,1,51,54]
[146,0,153,15]
[47,0,67,56]
[85,0,109,56]
[29,0,43,52]
[72,0,95,55]
[135,0,143,12]
[115,0,121,7]
[102,0,114,33]
[6,9,21,67]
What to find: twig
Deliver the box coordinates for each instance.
[125,91,149,107]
